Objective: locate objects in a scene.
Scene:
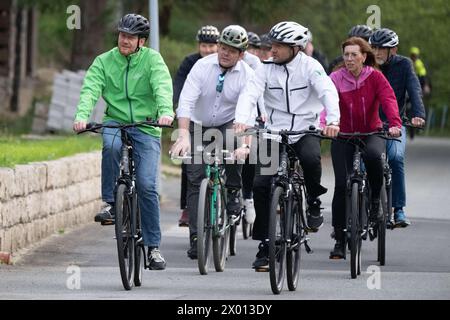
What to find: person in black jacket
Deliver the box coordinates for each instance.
[173,25,220,227]
[369,28,426,228]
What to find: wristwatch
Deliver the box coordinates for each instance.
[327,121,339,126]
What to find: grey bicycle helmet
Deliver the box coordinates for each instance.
[196,25,220,43]
[260,33,272,48]
[247,32,261,48]
[369,28,399,48]
[219,25,248,51]
[348,25,373,41]
[269,21,309,48]
[118,13,150,38]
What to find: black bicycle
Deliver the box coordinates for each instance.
[241,126,326,294]
[337,130,399,278]
[78,119,172,290]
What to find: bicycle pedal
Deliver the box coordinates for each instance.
[304,241,313,254]
[100,219,115,226]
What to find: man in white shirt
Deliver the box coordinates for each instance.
[171,25,256,260]
[234,21,341,270]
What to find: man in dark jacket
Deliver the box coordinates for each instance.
[173,25,220,227]
[369,28,426,228]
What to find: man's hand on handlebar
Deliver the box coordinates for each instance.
[73,120,87,133]
[323,124,340,138]
[411,117,425,128]
[158,115,174,126]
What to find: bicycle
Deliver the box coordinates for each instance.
[78,119,172,290]
[337,130,399,278]
[174,149,241,275]
[241,126,325,294]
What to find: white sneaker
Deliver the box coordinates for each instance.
[244,199,256,224]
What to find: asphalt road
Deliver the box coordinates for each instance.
[1,136,449,302]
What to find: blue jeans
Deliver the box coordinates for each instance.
[102,122,162,247]
[386,126,407,209]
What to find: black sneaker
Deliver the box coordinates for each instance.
[147,247,166,270]
[226,189,242,217]
[252,241,269,271]
[329,240,345,259]
[306,198,323,231]
[187,235,198,260]
[94,203,115,225]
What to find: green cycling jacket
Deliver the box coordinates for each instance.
[75,46,174,137]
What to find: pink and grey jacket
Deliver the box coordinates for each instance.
[328,66,401,133]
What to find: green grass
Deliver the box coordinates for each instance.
[0,135,102,168]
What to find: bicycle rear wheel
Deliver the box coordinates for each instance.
[229,223,237,256]
[378,182,388,266]
[134,196,144,287]
[269,186,286,294]
[286,198,302,291]
[212,183,229,272]
[115,183,135,290]
[349,182,361,279]
[197,179,212,275]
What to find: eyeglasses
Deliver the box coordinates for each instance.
[216,72,226,93]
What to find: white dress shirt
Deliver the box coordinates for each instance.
[177,53,255,127]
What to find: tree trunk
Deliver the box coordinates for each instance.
[70,0,108,71]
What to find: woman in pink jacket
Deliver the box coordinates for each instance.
[328,37,402,259]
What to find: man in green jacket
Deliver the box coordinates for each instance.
[73,13,174,270]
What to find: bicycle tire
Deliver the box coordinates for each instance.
[269,186,286,294]
[134,197,144,287]
[115,183,135,290]
[212,183,229,272]
[197,178,212,275]
[229,223,237,256]
[349,182,360,279]
[286,198,302,291]
[378,182,388,266]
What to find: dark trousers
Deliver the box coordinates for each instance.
[186,121,242,237]
[180,163,187,209]
[241,160,256,199]
[331,136,386,229]
[252,135,326,241]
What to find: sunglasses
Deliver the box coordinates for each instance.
[216,72,226,93]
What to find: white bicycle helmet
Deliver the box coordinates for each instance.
[219,25,248,51]
[269,21,309,48]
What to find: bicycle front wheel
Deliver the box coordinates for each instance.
[212,183,229,272]
[197,179,212,275]
[349,182,361,279]
[269,186,286,294]
[378,182,388,266]
[133,195,144,287]
[115,183,135,290]
[287,198,302,291]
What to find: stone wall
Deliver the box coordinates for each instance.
[0,151,102,263]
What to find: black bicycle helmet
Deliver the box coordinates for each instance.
[247,32,261,48]
[196,25,220,43]
[260,33,272,48]
[118,13,150,38]
[369,28,399,48]
[348,25,373,41]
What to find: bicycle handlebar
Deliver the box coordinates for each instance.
[338,130,401,142]
[77,118,173,134]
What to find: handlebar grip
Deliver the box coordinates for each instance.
[86,122,97,130]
